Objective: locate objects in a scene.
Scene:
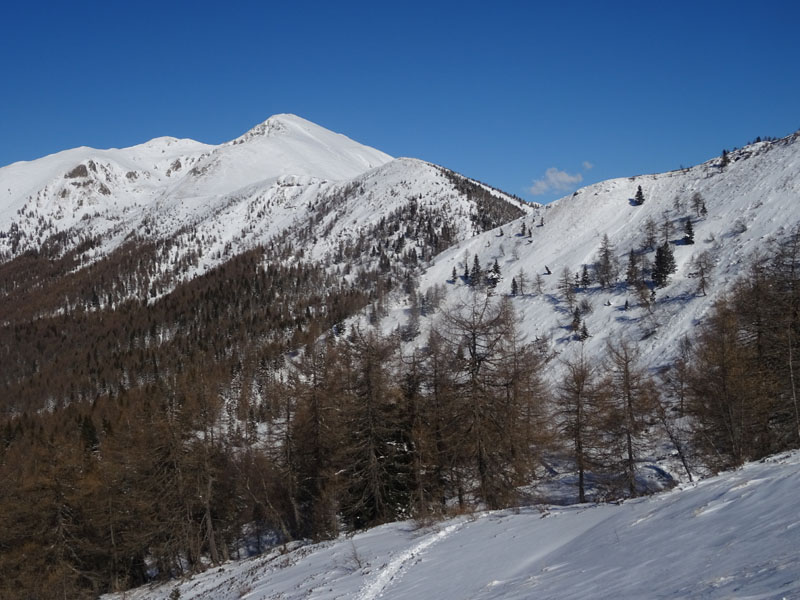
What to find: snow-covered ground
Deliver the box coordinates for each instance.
[382,133,800,373]
[104,451,800,600]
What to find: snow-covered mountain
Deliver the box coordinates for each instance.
[5,117,800,600]
[379,131,800,373]
[103,450,800,600]
[0,114,529,287]
[4,116,800,399]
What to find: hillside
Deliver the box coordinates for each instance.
[3,118,800,599]
[393,132,800,372]
[103,450,800,600]
[0,114,528,292]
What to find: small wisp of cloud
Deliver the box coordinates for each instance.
[529,167,583,196]
[529,162,594,196]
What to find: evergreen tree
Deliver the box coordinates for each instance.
[720,149,730,168]
[511,277,518,296]
[487,259,501,289]
[580,264,591,289]
[469,255,482,287]
[683,218,695,245]
[653,243,676,287]
[634,185,645,205]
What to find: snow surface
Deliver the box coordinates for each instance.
[384,133,800,374]
[103,451,800,600]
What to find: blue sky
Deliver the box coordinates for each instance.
[1,1,798,202]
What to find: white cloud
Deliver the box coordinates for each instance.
[582,161,594,170]
[529,167,583,196]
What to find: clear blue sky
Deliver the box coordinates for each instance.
[2,1,798,202]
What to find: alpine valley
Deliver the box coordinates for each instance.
[2,115,800,599]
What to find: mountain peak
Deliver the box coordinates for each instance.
[231,113,328,145]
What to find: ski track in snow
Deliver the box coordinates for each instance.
[355,519,470,600]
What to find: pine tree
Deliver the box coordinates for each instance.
[580,264,591,288]
[511,277,518,296]
[653,243,676,287]
[634,185,645,206]
[683,218,694,245]
[470,255,482,287]
[487,259,501,289]
[720,149,730,168]
[451,266,457,282]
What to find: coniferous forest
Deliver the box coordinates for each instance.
[3,228,800,598]
[3,129,800,598]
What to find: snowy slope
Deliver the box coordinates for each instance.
[5,116,800,388]
[397,133,800,373]
[0,115,532,297]
[103,451,800,600]
[0,114,392,261]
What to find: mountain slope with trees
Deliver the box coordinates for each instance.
[2,120,800,598]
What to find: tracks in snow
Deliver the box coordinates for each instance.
[355,518,472,600]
